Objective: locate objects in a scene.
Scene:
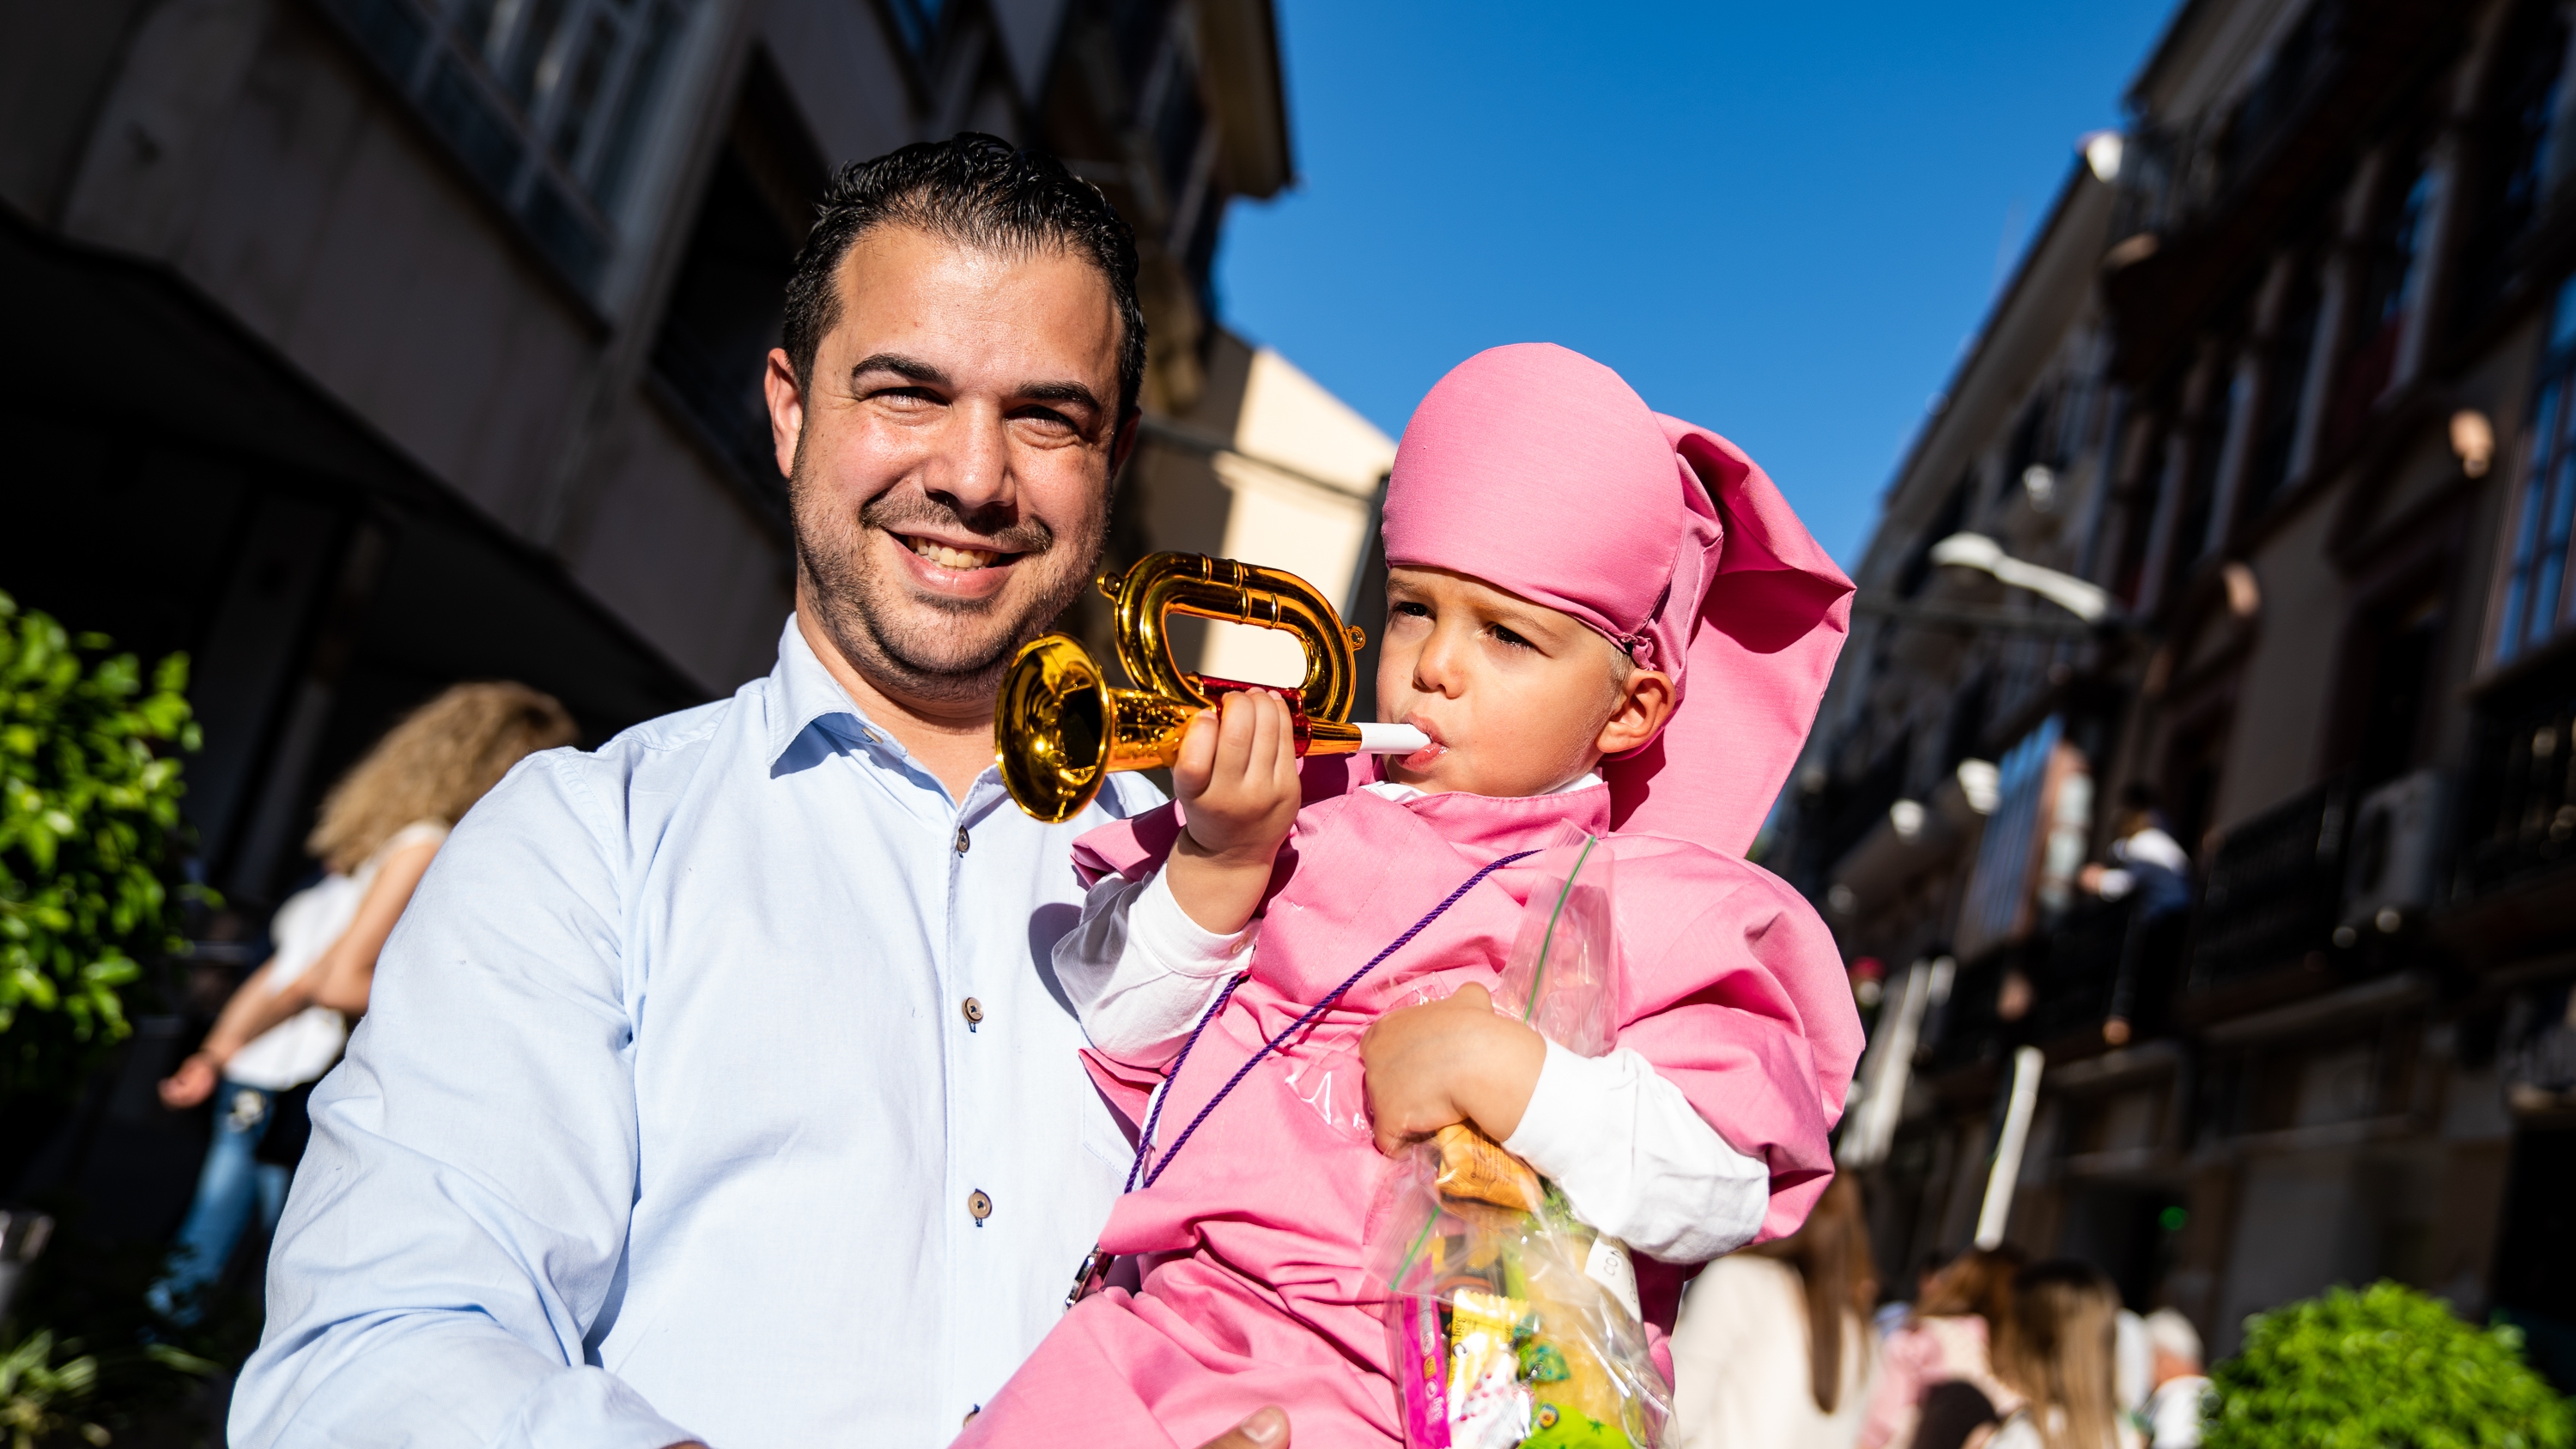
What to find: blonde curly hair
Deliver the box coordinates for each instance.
[306,682,578,873]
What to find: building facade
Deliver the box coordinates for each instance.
[1,0,1293,916]
[1777,0,2576,1380]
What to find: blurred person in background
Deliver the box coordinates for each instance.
[1859,1244,2026,1449]
[2077,785,2190,922]
[148,682,576,1324]
[2077,785,2192,1046]
[1670,1174,1880,1449]
[1986,1261,2127,1449]
[2138,1309,2208,1449]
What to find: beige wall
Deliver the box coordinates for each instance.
[1203,346,1394,685]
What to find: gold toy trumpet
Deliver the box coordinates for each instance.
[995,551,1430,822]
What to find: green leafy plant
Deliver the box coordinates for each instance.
[2206,1280,2573,1449]
[0,1331,106,1449]
[0,591,200,1100]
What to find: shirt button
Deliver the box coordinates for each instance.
[954,824,971,854]
[968,1188,993,1223]
[962,996,984,1028]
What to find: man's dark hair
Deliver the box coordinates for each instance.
[781,133,1147,417]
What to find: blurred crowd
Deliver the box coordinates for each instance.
[1668,1178,2208,1449]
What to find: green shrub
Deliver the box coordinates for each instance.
[0,591,199,1100]
[0,1331,106,1449]
[2207,1281,2573,1449]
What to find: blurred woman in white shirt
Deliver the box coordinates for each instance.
[148,682,574,1324]
[1671,1173,1880,1449]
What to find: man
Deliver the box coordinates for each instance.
[2139,1308,2210,1449]
[233,136,1285,1449]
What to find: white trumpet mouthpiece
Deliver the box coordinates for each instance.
[1355,723,1431,755]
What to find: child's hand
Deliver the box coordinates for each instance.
[1165,689,1304,934]
[1360,983,1546,1157]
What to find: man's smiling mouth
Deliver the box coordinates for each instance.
[899,535,1012,571]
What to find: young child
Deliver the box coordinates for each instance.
[957,343,1863,1449]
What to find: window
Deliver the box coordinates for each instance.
[1954,715,2092,960]
[2326,159,2437,452]
[2494,277,2576,662]
[2243,260,2324,513]
[2217,1,2336,191]
[650,54,825,512]
[2171,350,2241,572]
[1893,475,1971,598]
[2457,0,2570,328]
[318,0,696,292]
[882,0,943,59]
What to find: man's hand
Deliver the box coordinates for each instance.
[1164,689,1303,936]
[1359,983,1546,1157]
[159,1051,221,1109]
[1196,1406,1288,1449]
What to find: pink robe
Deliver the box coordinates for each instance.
[954,759,1860,1449]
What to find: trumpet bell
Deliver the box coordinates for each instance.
[996,634,1110,824]
[996,633,1200,822]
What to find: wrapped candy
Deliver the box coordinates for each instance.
[1369,828,1671,1449]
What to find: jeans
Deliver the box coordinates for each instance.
[147,1081,292,1325]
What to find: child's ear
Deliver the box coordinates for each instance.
[1596,669,1674,756]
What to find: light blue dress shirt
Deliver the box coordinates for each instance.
[232,619,1161,1449]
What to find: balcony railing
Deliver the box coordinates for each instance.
[2462,660,2576,898]
[2188,777,2349,992]
[1914,894,2190,1076]
[2028,897,2138,1042]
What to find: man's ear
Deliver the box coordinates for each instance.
[1596,669,1675,756]
[1109,406,1144,476]
[765,347,805,482]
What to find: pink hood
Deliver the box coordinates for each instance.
[1380,343,1853,858]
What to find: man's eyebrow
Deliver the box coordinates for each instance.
[1016,379,1104,413]
[848,353,948,386]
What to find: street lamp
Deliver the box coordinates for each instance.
[1927,531,2116,624]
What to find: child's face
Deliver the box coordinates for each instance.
[1375,567,1673,797]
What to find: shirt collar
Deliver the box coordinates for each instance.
[766,617,1010,808]
[768,615,894,767]
[1358,770,1605,805]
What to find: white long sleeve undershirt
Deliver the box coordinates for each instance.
[1049,867,1770,1263]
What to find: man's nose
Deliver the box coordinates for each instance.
[927,400,1014,519]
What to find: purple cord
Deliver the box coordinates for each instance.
[1129,848,1537,1193]
[1124,971,1246,1192]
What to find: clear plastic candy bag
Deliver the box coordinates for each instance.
[1367,828,1670,1449]
[1493,827,1618,1057]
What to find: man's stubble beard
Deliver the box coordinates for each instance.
[788,452,1109,710]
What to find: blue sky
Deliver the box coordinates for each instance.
[1212,0,2180,567]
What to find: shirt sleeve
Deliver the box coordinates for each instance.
[1051,867,1252,1062]
[229,755,698,1449]
[1501,1040,1771,1263]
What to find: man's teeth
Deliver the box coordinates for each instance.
[907,538,999,570]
